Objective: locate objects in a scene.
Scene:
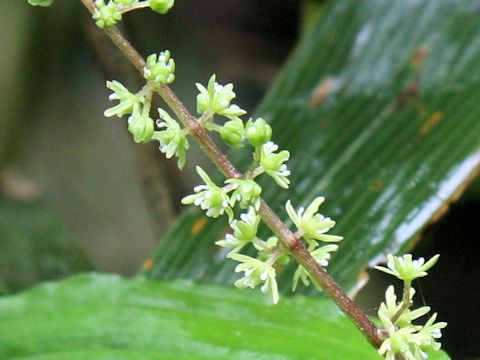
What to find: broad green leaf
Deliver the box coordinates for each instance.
[0,274,450,359]
[0,198,92,294]
[144,0,480,294]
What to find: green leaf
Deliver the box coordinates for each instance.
[144,0,480,294]
[0,198,93,294]
[0,274,450,359]
[27,0,55,7]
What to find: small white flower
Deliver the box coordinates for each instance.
[216,207,260,254]
[228,253,279,304]
[292,244,338,291]
[196,75,246,119]
[375,254,439,282]
[259,142,291,189]
[225,178,262,210]
[377,283,447,360]
[104,80,142,118]
[181,166,233,220]
[413,313,447,352]
[285,196,343,246]
[378,325,417,360]
[152,108,189,169]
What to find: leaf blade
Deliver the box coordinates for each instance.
[145,0,480,294]
[0,274,451,359]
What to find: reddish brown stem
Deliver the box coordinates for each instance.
[79,0,383,349]
[259,200,381,348]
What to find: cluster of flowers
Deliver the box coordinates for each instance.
[92,0,174,28]
[375,255,447,360]
[181,72,344,304]
[28,1,449,358]
[104,50,189,167]
[105,46,343,303]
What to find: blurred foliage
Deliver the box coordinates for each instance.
[0,273,450,359]
[0,0,164,275]
[145,0,480,297]
[0,196,92,295]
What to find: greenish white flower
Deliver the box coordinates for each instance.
[379,285,410,325]
[225,178,262,210]
[413,313,447,352]
[285,196,343,246]
[127,109,155,144]
[196,75,246,119]
[149,0,174,14]
[378,309,446,360]
[93,0,122,28]
[378,286,429,328]
[104,80,141,118]
[421,313,447,343]
[253,236,289,265]
[292,244,338,291]
[216,207,260,253]
[181,166,233,220]
[259,142,290,188]
[219,118,245,148]
[253,236,278,256]
[375,254,439,283]
[378,321,417,360]
[144,51,175,84]
[228,253,279,304]
[377,283,447,360]
[245,117,272,147]
[152,108,189,169]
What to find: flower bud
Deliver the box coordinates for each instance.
[220,118,245,148]
[93,0,122,29]
[149,0,174,14]
[128,114,155,144]
[144,51,175,84]
[245,117,272,147]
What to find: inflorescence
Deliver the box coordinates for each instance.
[375,254,446,359]
[28,1,447,358]
[102,49,343,304]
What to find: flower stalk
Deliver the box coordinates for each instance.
[391,281,412,324]
[75,2,447,356]
[27,2,447,359]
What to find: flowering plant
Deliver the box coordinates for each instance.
[25,1,449,359]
